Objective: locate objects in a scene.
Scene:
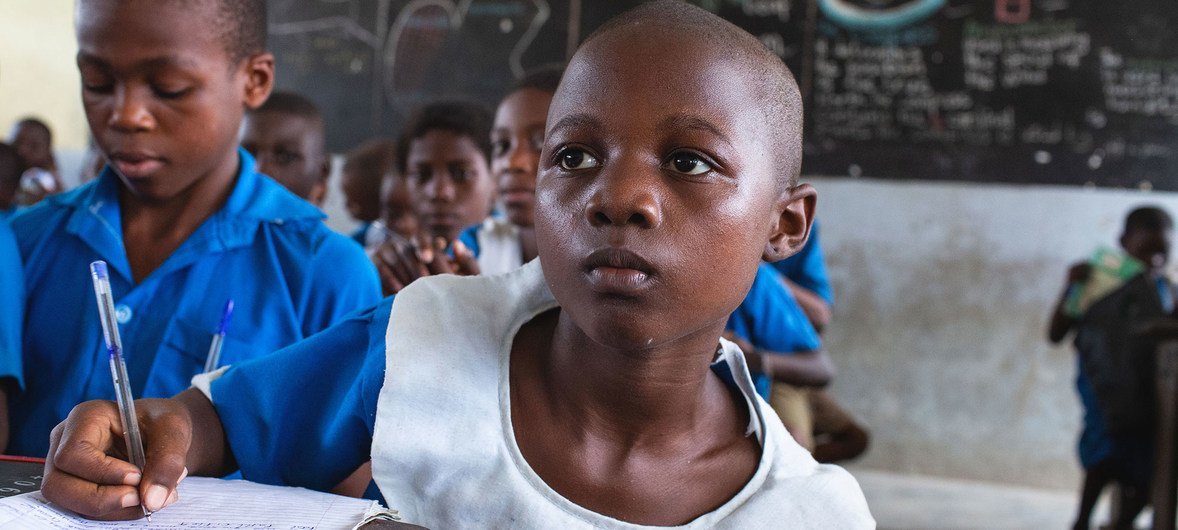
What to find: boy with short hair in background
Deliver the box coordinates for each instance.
[240,90,331,205]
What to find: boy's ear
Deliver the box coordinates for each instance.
[242,53,275,110]
[764,183,816,262]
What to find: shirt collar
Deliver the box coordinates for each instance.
[61,147,325,284]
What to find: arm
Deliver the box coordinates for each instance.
[1048,262,1090,344]
[40,388,233,519]
[783,278,832,332]
[727,332,834,387]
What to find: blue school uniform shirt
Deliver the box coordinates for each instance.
[0,221,22,390]
[5,149,381,456]
[770,220,834,305]
[727,262,822,399]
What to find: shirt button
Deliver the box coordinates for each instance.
[115,304,133,324]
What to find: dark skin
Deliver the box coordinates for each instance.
[75,0,274,284]
[1047,223,1172,530]
[370,130,492,295]
[41,20,815,526]
[240,111,329,205]
[492,87,553,263]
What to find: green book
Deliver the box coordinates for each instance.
[1065,247,1146,317]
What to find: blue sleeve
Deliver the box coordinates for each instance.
[770,220,834,305]
[727,263,821,355]
[299,230,382,337]
[457,223,482,258]
[0,222,23,388]
[209,297,392,491]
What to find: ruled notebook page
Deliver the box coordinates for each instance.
[0,476,388,529]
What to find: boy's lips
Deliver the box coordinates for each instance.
[109,153,164,178]
[582,248,657,295]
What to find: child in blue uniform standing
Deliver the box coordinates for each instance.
[42,2,873,527]
[3,0,379,457]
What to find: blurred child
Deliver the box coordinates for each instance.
[370,101,493,294]
[0,143,22,217]
[41,2,873,526]
[342,138,395,245]
[4,0,379,457]
[457,68,562,274]
[8,118,62,205]
[240,91,330,205]
[1049,206,1174,530]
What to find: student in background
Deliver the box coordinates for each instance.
[366,169,418,248]
[457,67,562,274]
[0,143,22,218]
[342,138,395,246]
[8,118,62,205]
[4,0,380,457]
[369,101,493,294]
[0,222,22,452]
[1049,206,1174,530]
[240,91,330,205]
[42,3,877,525]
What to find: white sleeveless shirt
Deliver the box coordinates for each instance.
[370,260,875,528]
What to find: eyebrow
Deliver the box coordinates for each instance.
[547,113,603,136]
[660,113,734,147]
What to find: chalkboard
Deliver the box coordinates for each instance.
[268,0,1178,190]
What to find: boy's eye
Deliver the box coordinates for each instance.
[665,151,713,176]
[556,147,600,171]
[275,150,302,165]
[152,85,190,99]
[528,131,545,151]
[491,139,510,158]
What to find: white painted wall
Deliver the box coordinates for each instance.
[811,176,1178,490]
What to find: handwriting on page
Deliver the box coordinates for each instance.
[0,477,383,529]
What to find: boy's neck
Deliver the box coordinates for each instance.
[543,311,734,441]
[118,153,240,283]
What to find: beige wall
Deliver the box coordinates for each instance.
[0,0,87,152]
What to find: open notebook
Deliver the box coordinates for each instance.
[0,476,399,529]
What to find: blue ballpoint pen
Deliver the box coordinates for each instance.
[203,299,235,373]
[89,261,152,520]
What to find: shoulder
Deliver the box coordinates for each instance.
[755,411,874,526]
[7,188,81,252]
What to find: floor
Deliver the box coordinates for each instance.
[848,466,1138,529]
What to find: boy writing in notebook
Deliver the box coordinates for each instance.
[3,0,379,457]
[42,2,873,526]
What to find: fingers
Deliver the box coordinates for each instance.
[373,258,404,296]
[50,403,143,487]
[41,402,145,520]
[424,238,454,275]
[452,240,480,276]
[137,398,193,512]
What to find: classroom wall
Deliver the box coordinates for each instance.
[0,0,87,158]
[812,176,1178,490]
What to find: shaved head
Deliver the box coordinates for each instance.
[579,0,803,188]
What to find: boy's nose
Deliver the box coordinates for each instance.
[425,173,457,202]
[108,87,155,132]
[585,164,662,230]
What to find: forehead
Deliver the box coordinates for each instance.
[76,0,229,70]
[496,89,553,126]
[12,124,47,142]
[407,130,483,162]
[550,27,769,146]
